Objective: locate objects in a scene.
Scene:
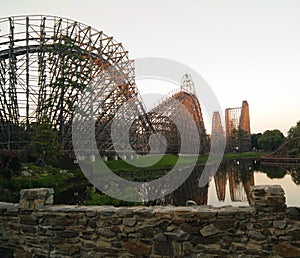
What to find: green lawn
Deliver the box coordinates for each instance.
[106,152,265,172]
[0,151,265,202]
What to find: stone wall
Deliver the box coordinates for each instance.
[0,186,300,257]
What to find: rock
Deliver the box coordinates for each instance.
[155,210,173,219]
[124,241,151,255]
[153,241,173,256]
[21,170,31,177]
[206,244,221,251]
[287,207,300,219]
[246,243,262,252]
[273,221,287,229]
[164,231,188,241]
[116,208,134,218]
[183,241,193,251]
[286,229,300,240]
[248,230,267,241]
[134,207,154,218]
[186,200,197,206]
[154,233,167,242]
[200,224,219,237]
[19,188,54,210]
[232,242,247,250]
[249,185,286,211]
[98,228,116,238]
[56,231,79,238]
[182,223,199,234]
[166,225,175,232]
[96,240,111,249]
[123,218,136,227]
[275,243,300,257]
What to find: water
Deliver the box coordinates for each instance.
[154,159,300,207]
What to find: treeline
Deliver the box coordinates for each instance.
[251,121,300,156]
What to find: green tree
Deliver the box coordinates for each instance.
[29,116,62,165]
[251,133,262,150]
[287,121,300,156]
[260,165,286,179]
[258,129,285,152]
[288,121,300,139]
[229,128,251,152]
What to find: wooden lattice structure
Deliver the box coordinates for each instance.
[225,100,251,151]
[261,137,300,164]
[0,15,148,154]
[214,160,254,203]
[0,16,210,157]
[146,75,210,154]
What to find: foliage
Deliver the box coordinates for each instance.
[258,129,285,152]
[290,167,300,185]
[0,162,79,202]
[228,129,251,152]
[288,121,300,139]
[84,187,140,206]
[0,152,21,179]
[287,121,300,156]
[223,152,265,160]
[251,133,262,150]
[260,165,286,179]
[28,116,63,165]
[0,123,27,149]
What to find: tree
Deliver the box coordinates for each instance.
[0,151,21,179]
[228,128,251,152]
[29,116,62,165]
[258,130,285,152]
[260,165,286,179]
[251,133,262,150]
[287,121,300,156]
[288,121,300,139]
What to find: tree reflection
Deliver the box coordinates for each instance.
[259,164,300,185]
[150,165,209,206]
[150,159,256,206]
[290,167,300,185]
[259,165,286,179]
[148,160,299,206]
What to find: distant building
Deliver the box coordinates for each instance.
[225,101,251,152]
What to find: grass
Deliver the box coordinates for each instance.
[223,152,266,160]
[0,151,266,202]
[96,152,265,181]
[0,163,86,203]
[105,152,264,172]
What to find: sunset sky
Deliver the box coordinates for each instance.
[1,0,300,135]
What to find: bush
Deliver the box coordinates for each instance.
[0,152,21,179]
[84,187,140,206]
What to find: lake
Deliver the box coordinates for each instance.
[152,159,300,207]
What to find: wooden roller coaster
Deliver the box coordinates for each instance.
[261,137,300,165]
[0,16,210,157]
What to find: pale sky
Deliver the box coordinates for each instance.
[1,0,300,135]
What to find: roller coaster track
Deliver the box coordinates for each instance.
[148,87,210,154]
[0,15,149,154]
[261,137,300,164]
[0,15,210,157]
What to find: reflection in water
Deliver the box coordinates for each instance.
[150,166,208,206]
[149,159,300,206]
[215,160,255,203]
[260,164,300,185]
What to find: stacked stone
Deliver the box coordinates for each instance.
[249,185,286,212]
[19,188,54,210]
[1,186,300,257]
